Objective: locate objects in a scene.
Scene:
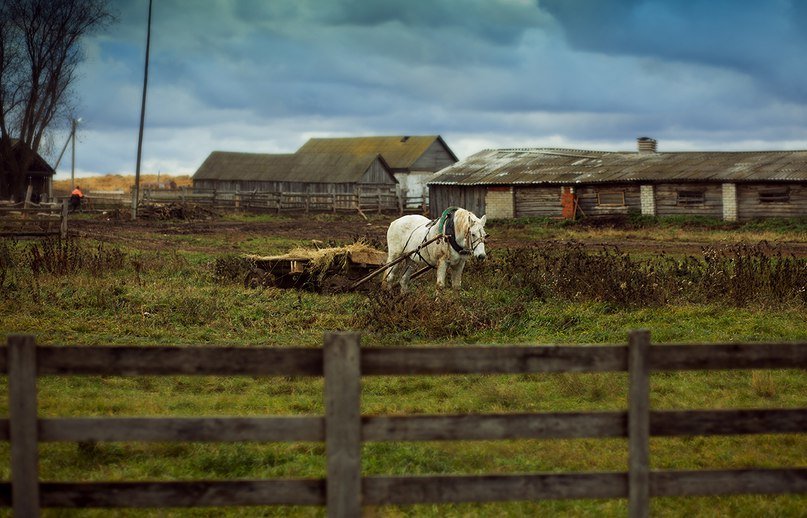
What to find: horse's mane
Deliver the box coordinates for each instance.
[453,208,472,247]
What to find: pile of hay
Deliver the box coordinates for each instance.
[246,241,386,277]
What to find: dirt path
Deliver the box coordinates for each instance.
[69,215,807,257]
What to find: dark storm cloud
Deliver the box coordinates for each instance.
[541,0,807,102]
[58,0,807,177]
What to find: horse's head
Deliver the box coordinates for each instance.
[456,210,488,260]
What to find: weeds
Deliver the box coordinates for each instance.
[354,287,528,340]
[495,241,806,308]
[27,237,126,276]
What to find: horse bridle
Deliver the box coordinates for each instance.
[461,225,487,256]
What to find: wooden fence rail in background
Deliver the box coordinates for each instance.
[1,332,805,516]
[143,188,428,215]
[0,200,69,239]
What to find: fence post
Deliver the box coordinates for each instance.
[332,193,337,214]
[8,335,40,517]
[324,332,362,518]
[628,329,651,518]
[60,199,68,239]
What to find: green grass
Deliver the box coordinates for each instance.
[0,223,805,517]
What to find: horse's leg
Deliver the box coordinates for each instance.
[382,263,397,289]
[435,259,448,289]
[399,260,416,292]
[450,260,466,290]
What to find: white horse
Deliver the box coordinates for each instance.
[384,207,487,291]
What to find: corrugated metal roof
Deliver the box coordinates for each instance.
[192,151,395,184]
[428,148,807,185]
[298,136,452,169]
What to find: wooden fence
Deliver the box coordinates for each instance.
[1,331,805,516]
[0,200,68,238]
[143,188,428,215]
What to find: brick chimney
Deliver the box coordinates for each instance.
[637,137,657,154]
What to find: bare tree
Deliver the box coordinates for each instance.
[0,0,113,200]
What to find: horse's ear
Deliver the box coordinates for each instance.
[480,215,487,226]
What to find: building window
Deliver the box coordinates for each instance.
[597,190,625,206]
[759,188,790,203]
[676,190,705,206]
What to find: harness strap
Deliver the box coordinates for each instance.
[401,220,439,272]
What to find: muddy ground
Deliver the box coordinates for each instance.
[63,212,807,257]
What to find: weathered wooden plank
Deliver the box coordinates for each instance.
[361,345,628,375]
[8,335,40,517]
[652,408,807,436]
[34,346,323,376]
[37,417,324,442]
[24,342,793,376]
[363,408,807,441]
[362,472,627,504]
[0,408,796,444]
[362,412,625,441]
[650,343,807,370]
[324,332,362,518]
[0,482,9,506]
[0,469,799,508]
[38,480,325,507]
[628,330,650,518]
[651,468,807,496]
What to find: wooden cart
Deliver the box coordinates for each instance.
[243,247,388,293]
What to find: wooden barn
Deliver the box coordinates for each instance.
[0,139,56,202]
[297,136,457,199]
[428,138,807,221]
[192,135,457,201]
[192,151,396,195]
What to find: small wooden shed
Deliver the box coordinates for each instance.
[0,139,55,202]
[428,139,807,221]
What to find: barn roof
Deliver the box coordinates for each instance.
[428,148,807,186]
[297,135,457,170]
[193,152,296,182]
[4,139,55,176]
[193,151,395,184]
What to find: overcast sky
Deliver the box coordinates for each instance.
[53,0,807,179]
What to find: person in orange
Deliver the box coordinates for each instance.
[69,185,84,212]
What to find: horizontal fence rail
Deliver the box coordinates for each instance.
[141,188,428,215]
[0,200,68,238]
[1,333,805,516]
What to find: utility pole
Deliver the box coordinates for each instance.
[132,0,153,220]
[70,118,77,187]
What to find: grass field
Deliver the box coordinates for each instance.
[0,216,805,516]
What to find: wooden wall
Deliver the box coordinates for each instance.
[428,186,487,218]
[192,180,394,195]
[514,186,562,218]
[360,159,397,185]
[411,140,457,172]
[576,184,641,215]
[654,183,722,218]
[737,183,807,220]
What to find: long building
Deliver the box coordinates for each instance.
[428,138,807,221]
